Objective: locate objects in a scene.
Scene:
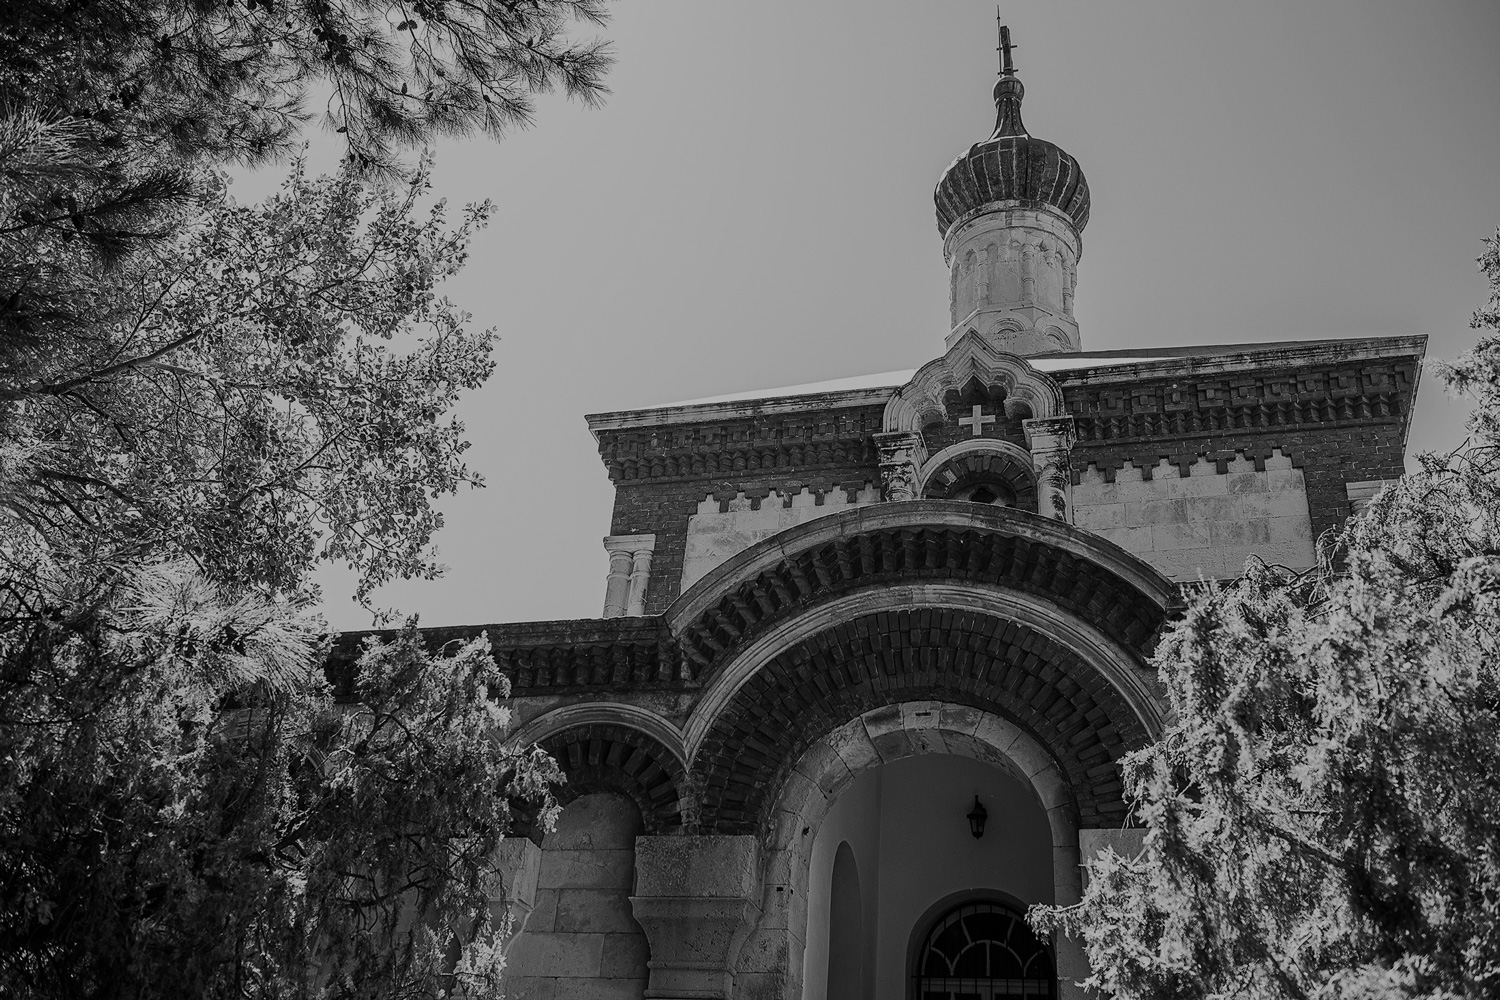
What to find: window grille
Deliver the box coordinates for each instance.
[913,900,1055,1000]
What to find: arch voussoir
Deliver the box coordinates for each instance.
[691,602,1149,836]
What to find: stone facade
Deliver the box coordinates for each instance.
[331,28,1428,1000]
[1074,450,1316,581]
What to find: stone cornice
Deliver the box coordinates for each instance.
[587,337,1425,484]
[1063,346,1423,449]
[586,385,899,435]
[593,405,884,485]
[1052,335,1426,387]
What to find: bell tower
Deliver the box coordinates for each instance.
[934,24,1090,355]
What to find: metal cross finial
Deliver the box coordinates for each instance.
[996,13,1017,77]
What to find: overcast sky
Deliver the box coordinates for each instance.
[240,1,1500,630]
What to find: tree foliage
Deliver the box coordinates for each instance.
[0,157,565,997]
[1,571,561,998]
[1033,232,1500,1000]
[1,0,610,372]
[4,160,495,600]
[0,2,613,995]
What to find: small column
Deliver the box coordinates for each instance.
[1345,479,1397,516]
[627,543,656,616]
[1021,241,1037,304]
[602,534,655,618]
[874,431,926,502]
[1023,416,1077,521]
[630,835,760,1000]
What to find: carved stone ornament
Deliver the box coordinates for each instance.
[1023,415,1076,521]
[884,333,1065,434]
[875,431,925,502]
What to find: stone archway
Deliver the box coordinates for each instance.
[732,701,1088,1000]
[621,503,1176,999]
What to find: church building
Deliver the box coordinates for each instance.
[406,26,1425,1000]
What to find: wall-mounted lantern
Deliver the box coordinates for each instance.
[967,795,988,839]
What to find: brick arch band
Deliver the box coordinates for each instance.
[508,706,689,835]
[664,501,1178,835]
[539,725,686,834]
[667,501,1177,688]
[691,598,1150,834]
[919,439,1038,511]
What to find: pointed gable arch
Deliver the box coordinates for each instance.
[884,330,1064,434]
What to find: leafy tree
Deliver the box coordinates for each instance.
[2,578,560,998]
[1033,232,1500,999]
[1,0,610,376]
[4,160,494,600]
[0,155,563,997]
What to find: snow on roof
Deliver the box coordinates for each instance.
[661,369,916,407]
[661,354,1188,408]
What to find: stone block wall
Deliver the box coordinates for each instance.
[503,793,649,999]
[1073,449,1316,581]
[680,484,882,590]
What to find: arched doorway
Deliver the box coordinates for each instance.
[801,751,1054,998]
[911,898,1054,999]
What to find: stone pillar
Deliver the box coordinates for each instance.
[487,838,542,956]
[602,534,656,618]
[1061,828,1150,1000]
[874,431,925,502]
[630,835,760,1000]
[1345,479,1397,516]
[627,543,656,616]
[1023,416,1077,521]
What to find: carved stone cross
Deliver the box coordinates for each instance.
[957,404,996,437]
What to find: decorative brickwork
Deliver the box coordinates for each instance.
[1059,358,1415,447]
[329,618,688,697]
[693,607,1143,834]
[593,406,885,485]
[1059,355,1418,543]
[539,724,687,833]
[671,503,1171,678]
[920,445,1038,511]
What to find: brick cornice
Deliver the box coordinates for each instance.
[592,405,884,485]
[327,617,687,696]
[1062,354,1421,451]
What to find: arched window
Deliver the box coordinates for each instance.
[913,900,1055,999]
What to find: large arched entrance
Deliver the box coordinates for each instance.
[803,749,1057,1000]
[500,504,1177,1000]
[667,504,1177,999]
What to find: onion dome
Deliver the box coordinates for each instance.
[934,56,1090,237]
